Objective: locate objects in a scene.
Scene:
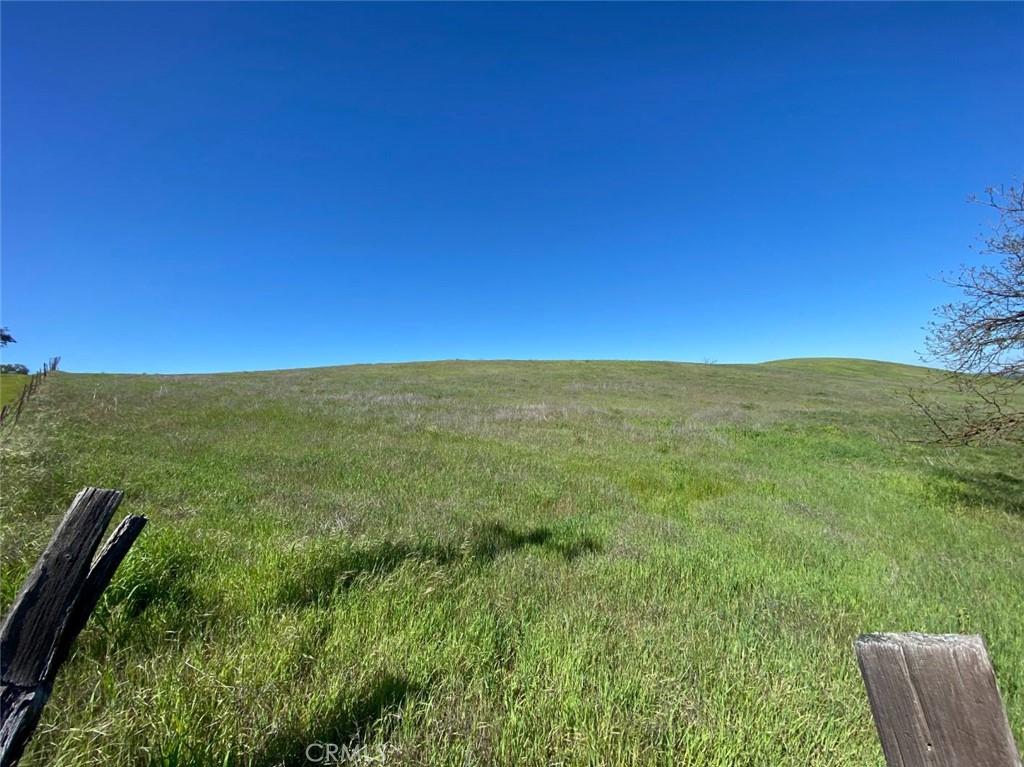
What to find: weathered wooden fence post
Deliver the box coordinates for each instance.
[0,488,147,767]
[856,632,1022,767]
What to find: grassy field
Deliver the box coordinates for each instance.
[0,371,30,409]
[1,359,1021,766]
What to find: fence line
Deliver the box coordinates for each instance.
[0,356,60,429]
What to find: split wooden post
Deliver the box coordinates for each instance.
[856,632,1022,767]
[0,488,147,767]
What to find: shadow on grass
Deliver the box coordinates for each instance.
[254,673,420,767]
[932,468,1024,517]
[276,541,446,607]
[277,521,603,608]
[469,521,603,563]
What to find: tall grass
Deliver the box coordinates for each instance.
[1,360,1021,765]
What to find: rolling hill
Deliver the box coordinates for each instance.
[1,359,1021,766]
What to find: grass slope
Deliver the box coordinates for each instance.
[1,359,1022,766]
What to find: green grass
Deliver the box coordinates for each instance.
[1,359,1022,766]
[0,372,30,409]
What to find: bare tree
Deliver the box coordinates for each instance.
[913,178,1024,444]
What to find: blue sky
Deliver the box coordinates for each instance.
[2,2,1022,374]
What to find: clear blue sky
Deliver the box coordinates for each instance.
[2,2,1022,374]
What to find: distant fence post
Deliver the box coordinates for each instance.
[856,632,1022,767]
[0,488,147,767]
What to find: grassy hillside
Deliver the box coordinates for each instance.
[1,359,1021,766]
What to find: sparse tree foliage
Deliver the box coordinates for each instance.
[914,178,1024,444]
[0,327,14,347]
